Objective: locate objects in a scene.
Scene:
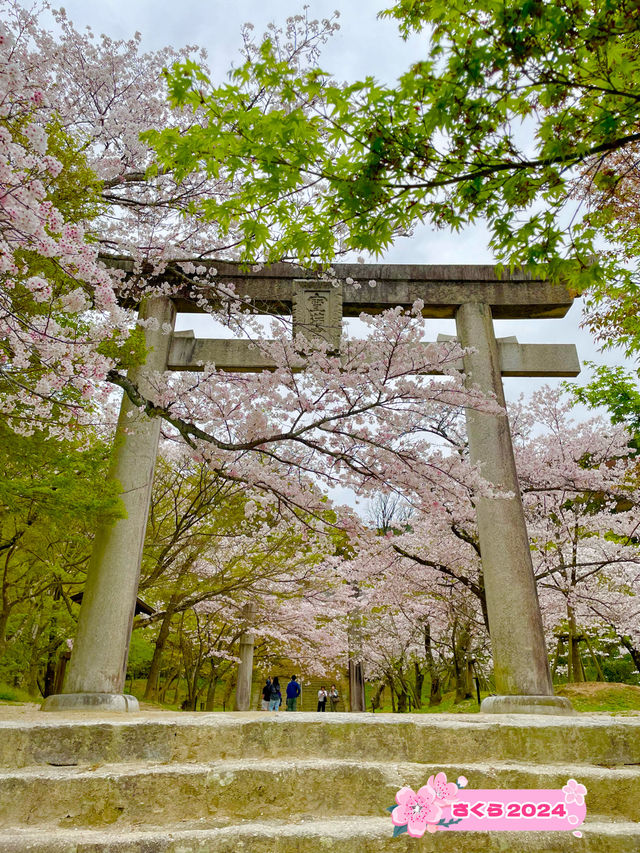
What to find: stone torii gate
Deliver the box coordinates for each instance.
[42,263,578,715]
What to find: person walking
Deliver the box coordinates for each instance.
[317,686,328,712]
[261,678,272,711]
[268,676,282,711]
[286,675,301,711]
[328,684,339,711]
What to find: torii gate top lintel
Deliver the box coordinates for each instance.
[105,257,575,319]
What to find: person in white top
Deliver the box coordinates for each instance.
[317,686,328,712]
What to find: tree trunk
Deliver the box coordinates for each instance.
[412,661,424,709]
[429,675,442,706]
[348,659,366,712]
[583,633,605,681]
[453,623,473,703]
[620,635,640,674]
[158,667,178,703]
[26,660,40,696]
[188,652,204,710]
[424,621,442,706]
[23,616,45,696]
[221,676,235,710]
[347,595,366,712]
[42,651,58,698]
[144,598,179,701]
[396,690,408,712]
[567,605,584,683]
[0,608,10,659]
[550,637,563,682]
[394,670,412,712]
[205,661,218,712]
[370,681,385,711]
[387,672,396,713]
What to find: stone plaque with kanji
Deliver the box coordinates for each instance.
[292,280,343,352]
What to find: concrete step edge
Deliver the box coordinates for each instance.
[0,711,640,729]
[1,758,638,781]
[0,813,631,830]
[0,816,639,841]
[2,712,640,733]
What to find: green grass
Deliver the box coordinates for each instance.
[555,682,640,713]
[365,688,486,714]
[5,677,637,715]
[419,692,487,713]
[0,683,41,704]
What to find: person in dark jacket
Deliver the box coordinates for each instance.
[261,678,271,711]
[286,675,301,711]
[268,676,282,711]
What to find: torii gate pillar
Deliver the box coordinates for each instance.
[42,297,175,712]
[456,302,573,714]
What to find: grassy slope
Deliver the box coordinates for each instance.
[4,680,640,714]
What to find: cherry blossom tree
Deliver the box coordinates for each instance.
[324,390,640,704]
[130,443,354,704]
[513,388,640,680]
[0,0,501,530]
[322,509,490,711]
[0,10,133,436]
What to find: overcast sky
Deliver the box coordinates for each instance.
[46,0,628,402]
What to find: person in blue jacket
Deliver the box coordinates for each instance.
[286,675,301,711]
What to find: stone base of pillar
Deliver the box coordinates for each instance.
[41,693,140,713]
[481,694,575,715]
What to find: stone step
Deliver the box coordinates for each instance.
[0,817,639,853]
[0,759,638,828]
[3,711,640,769]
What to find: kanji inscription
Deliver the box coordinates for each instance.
[292,280,343,351]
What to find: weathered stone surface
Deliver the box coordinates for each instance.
[292,279,343,351]
[234,603,256,712]
[3,713,640,768]
[496,342,580,377]
[1,818,639,853]
[42,298,176,709]
[40,694,139,713]
[1,713,639,852]
[103,256,575,318]
[0,758,638,827]
[167,335,581,377]
[481,694,575,715]
[456,302,555,700]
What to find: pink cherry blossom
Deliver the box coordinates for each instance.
[391,785,442,837]
[428,772,459,805]
[563,779,587,806]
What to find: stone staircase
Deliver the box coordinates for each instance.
[1,710,639,851]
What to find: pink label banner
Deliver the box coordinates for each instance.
[448,788,586,831]
[388,774,587,838]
